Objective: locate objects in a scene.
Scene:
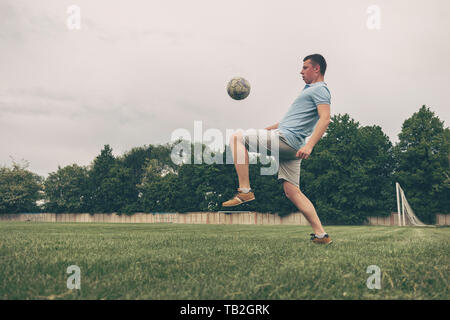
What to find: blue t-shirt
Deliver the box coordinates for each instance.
[278,81,331,151]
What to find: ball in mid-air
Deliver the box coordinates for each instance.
[227,77,251,100]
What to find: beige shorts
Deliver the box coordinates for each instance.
[242,129,302,188]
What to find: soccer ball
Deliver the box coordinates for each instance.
[227,77,251,100]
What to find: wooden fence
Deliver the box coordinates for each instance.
[367,212,450,226]
[436,214,450,226]
[367,212,401,226]
[0,212,448,226]
[0,212,311,225]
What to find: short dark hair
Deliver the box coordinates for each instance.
[303,54,327,75]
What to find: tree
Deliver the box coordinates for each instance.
[138,158,180,213]
[120,143,179,190]
[85,144,117,213]
[393,105,450,223]
[43,164,89,213]
[101,163,137,214]
[119,143,182,214]
[0,160,43,213]
[155,142,226,213]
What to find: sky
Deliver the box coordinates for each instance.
[1,0,449,178]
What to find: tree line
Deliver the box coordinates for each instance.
[1,105,448,224]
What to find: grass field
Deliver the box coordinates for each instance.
[0,222,448,300]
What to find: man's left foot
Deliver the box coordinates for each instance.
[310,233,333,244]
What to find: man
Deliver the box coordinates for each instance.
[222,54,332,244]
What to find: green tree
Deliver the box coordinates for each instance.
[102,163,137,214]
[0,160,43,213]
[120,142,184,214]
[86,144,117,213]
[120,146,153,192]
[138,158,179,212]
[43,164,89,213]
[393,105,450,223]
[120,143,179,188]
[163,142,222,213]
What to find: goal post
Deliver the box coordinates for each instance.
[396,182,402,226]
[395,182,431,227]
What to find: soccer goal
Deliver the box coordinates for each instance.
[396,182,429,226]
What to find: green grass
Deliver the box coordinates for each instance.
[0,222,448,300]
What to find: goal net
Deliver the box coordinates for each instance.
[396,182,429,226]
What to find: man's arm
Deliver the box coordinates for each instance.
[265,122,279,130]
[296,104,331,159]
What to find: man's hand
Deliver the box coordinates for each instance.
[265,122,279,131]
[296,144,313,159]
[295,104,330,159]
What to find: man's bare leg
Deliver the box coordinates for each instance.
[283,181,325,235]
[229,131,250,189]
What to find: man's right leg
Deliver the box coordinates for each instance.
[221,131,255,207]
[229,131,250,189]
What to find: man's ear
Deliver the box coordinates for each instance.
[314,64,321,74]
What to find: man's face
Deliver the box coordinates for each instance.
[300,60,320,84]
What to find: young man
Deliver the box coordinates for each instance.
[222,54,332,244]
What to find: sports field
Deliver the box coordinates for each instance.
[0,222,448,300]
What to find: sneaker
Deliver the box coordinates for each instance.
[310,233,333,244]
[222,189,255,207]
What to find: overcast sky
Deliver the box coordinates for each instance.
[1,0,449,178]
